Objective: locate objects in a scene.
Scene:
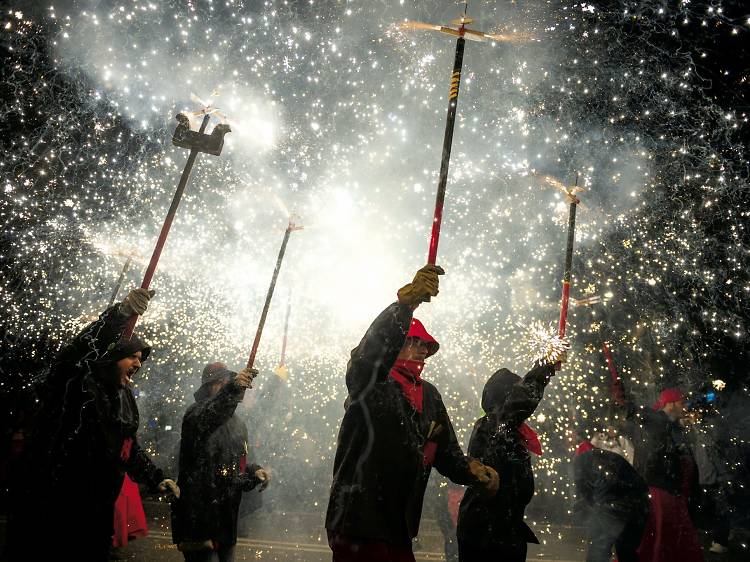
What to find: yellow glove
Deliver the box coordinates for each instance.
[397,265,445,308]
[469,459,499,498]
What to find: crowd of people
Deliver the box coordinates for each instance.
[1,264,745,562]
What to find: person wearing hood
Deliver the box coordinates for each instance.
[456,356,563,562]
[171,362,270,562]
[326,264,500,562]
[573,426,649,562]
[614,381,704,562]
[8,288,178,562]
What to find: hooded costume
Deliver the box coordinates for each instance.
[9,305,165,562]
[326,303,478,561]
[171,363,264,559]
[456,364,554,562]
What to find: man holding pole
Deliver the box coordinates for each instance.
[326,265,499,562]
[8,288,178,561]
[171,362,270,562]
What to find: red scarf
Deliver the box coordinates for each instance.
[518,423,542,456]
[389,359,425,413]
[575,440,595,457]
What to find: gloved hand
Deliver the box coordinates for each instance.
[235,367,258,389]
[254,468,271,491]
[158,478,180,499]
[397,264,445,308]
[469,459,499,498]
[119,288,156,318]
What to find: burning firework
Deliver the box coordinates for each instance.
[519,320,570,366]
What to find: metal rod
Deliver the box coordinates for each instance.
[556,173,579,369]
[246,225,295,369]
[427,35,465,265]
[123,114,210,339]
[108,256,132,307]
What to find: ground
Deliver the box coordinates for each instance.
[3,500,746,561]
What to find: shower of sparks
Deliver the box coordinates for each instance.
[519,320,570,366]
[1,0,749,533]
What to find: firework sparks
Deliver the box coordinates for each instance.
[519,320,571,366]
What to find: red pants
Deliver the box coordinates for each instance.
[328,533,415,562]
[637,486,704,562]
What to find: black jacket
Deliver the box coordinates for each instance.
[574,447,649,519]
[325,303,474,544]
[12,306,164,560]
[172,379,263,547]
[457,364,554,548]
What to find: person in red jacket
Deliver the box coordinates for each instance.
[326,265,499,562]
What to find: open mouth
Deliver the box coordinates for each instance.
[124,368,138,386]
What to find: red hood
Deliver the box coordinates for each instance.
[408,318,439,357]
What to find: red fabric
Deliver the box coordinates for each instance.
[389,359,425,413]
[406,318,439,357]
[575,440,595,457]
[422,441,437,467]
[120,437,133,461]
[637,486,704,562]
[112,474,148,547]
[652,387,685,411]
[447,487,465,527]
[240,454,247,474]
[329,533,415,562]
[518,423,542,456]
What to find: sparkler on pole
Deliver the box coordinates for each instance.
[399,3,529,265]
[554,173,583,370]
[122,109,231,339]
[246,217,303,370]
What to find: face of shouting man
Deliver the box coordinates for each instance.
[115,351,143,387]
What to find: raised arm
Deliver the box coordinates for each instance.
[345,302,412,398]
[51,306,125,381]
[183,368,256,441]
[345,264,444,398]
[49,289,154,387]
[495,364,555,428]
